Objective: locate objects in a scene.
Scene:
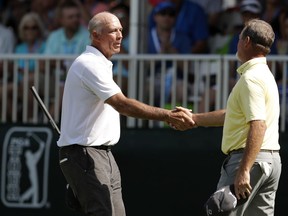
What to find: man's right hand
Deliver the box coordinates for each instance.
[167,106,197,131]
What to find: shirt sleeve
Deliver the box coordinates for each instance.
[239,78,266,123]
[80,60,121,101]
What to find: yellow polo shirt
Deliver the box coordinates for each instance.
[221,57,280,154]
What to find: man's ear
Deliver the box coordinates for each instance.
[245,36,252,47]
[92,31,100,41]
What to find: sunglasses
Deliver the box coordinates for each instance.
[157,9,176,17]
[23,25,38,31]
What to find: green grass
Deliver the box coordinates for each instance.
[163,103,193,128]
[164,103,193,110]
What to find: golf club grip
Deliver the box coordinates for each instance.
[30,86,61,135]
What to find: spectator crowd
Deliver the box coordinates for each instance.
[0,0,288,122]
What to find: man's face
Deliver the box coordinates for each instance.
[60,7,81,32]
[154,8,176,31]
[23,20,41,43]
[95,16,123,59]
[237,32,245,62]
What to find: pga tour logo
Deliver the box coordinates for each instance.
[1,127,52,208]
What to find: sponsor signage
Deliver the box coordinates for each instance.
[1,126,52,208]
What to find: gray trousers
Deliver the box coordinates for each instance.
[59,145,126,216]
[217,151,281,216]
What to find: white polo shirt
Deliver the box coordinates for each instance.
[57,46,122,147]
[222,57,280,154]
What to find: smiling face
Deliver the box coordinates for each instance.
[90,12,123,59]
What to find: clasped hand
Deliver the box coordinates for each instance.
[167,106,197,131]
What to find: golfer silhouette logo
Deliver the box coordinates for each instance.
[1,127,52,208]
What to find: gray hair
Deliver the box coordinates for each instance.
[241,19,275,54]
[88,12,116,38]
[18,12,46,41]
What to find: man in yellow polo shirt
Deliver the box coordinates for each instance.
[176,19,281,215]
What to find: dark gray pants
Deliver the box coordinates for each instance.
[217,151,281,216]
[59,145,125,216]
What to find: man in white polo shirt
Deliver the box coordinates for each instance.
[57,11,194,216]
[176,19,281,215]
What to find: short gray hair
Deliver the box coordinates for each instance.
[241,19,275,54]
[88,12,115,37]
[88,15,103,35]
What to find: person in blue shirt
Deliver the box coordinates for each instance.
[147,1,192,104]
[148,0,209,54]
[229,0,263,55]
[44,1,90,70]
[16,12,46,74]
[15,12,46,121]
[229,0,278,56]
[43,0,90,119]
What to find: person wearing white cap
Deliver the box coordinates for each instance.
[240,0,262,24]
[229,0,263,55]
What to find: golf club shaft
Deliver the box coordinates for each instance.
[30,86,61,135]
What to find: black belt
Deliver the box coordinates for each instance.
[92,145,112,151]
[229,148,279,155]
[61,144,112,151]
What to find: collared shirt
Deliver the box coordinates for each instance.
[222,57,280,154]
[44,26,90,73]
[44,26,90,55]
[57,45,122,147]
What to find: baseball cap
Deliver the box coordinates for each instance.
[204,185,248,216]
[240,0,262,14]
[153,1,176,14]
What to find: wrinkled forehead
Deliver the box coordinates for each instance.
[102,15,122,29]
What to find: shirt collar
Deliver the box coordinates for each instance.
[237,57,267,76]
[85,45,112,67]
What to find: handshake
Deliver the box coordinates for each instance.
[167,106,198,131]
